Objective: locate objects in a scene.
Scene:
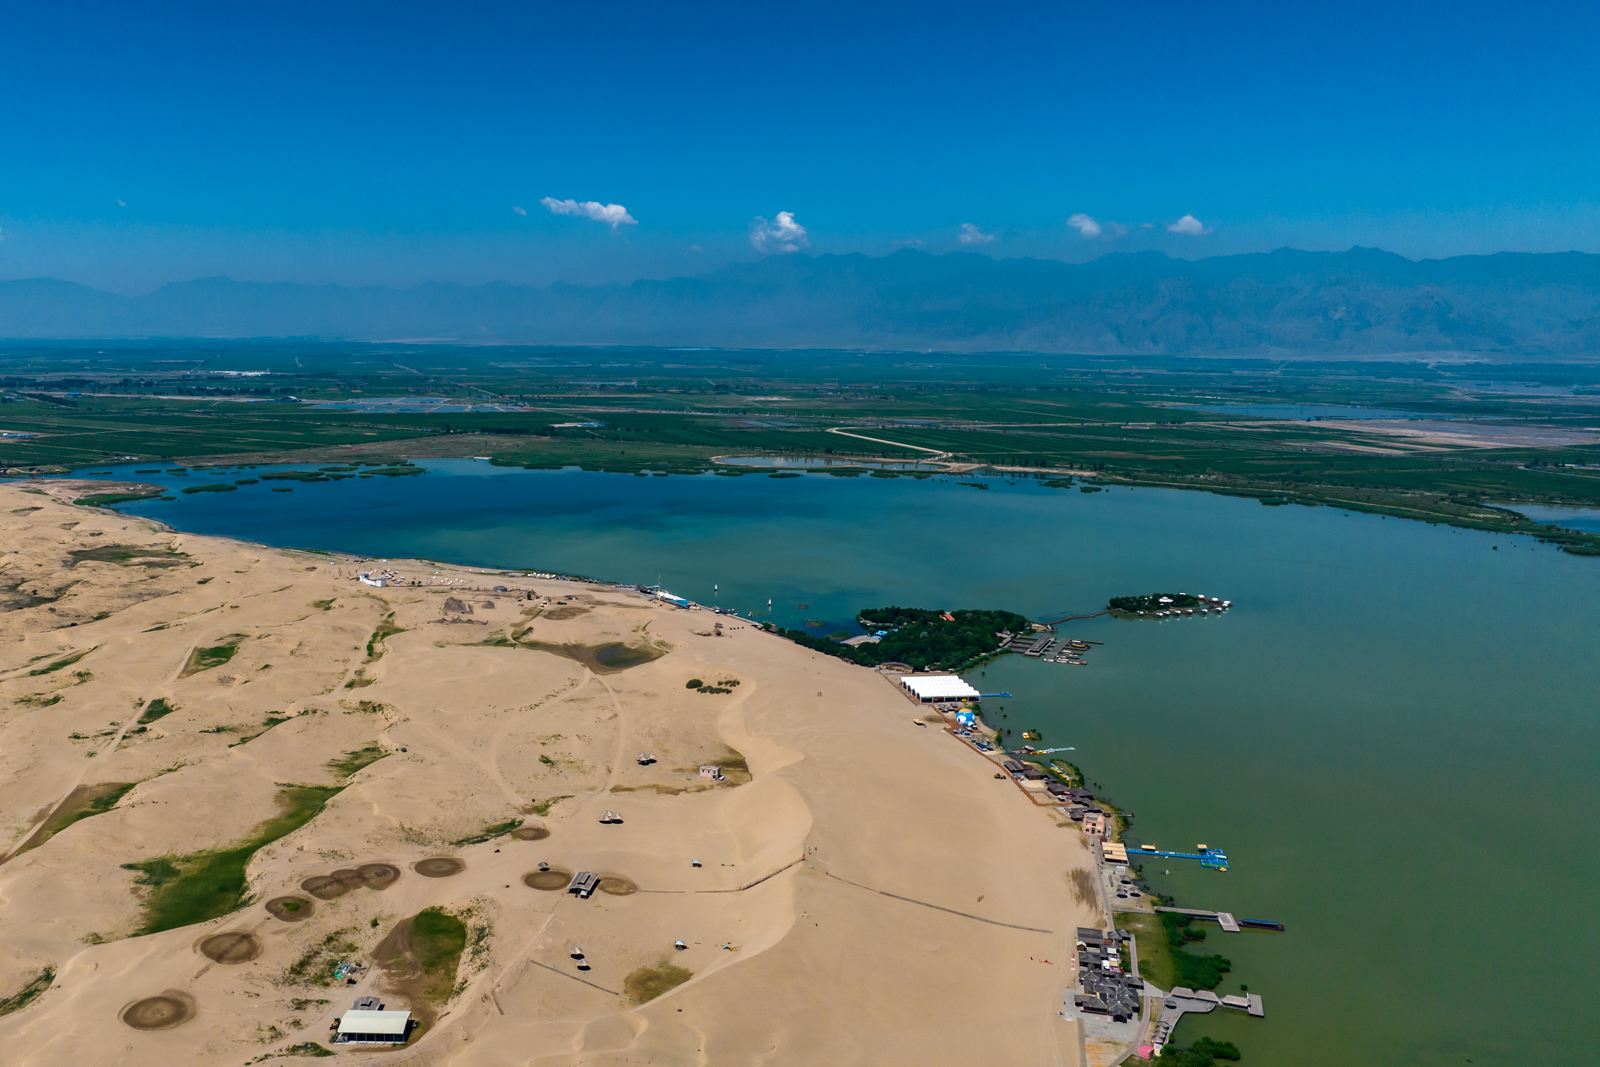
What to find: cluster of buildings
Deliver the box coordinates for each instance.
[1073,927,1144,1022]
[999,758,1101,813]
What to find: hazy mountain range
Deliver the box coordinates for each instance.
[4,246,1600,357]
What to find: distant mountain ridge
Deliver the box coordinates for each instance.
[4,247,1600,356]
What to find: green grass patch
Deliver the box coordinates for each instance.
[328,744,387,778]
[310,599,335,611]
[28,647,97,675]
[120,784,343,935]
[260,470,331,482]
[365,613,405,660]
[76,489,163,506]
[409,907,468,1003]
[180,482,238,495]
[9,782,136,858]
[137,697,178,724]
[1116,911,1176,991]
[287,928,362,987]
[66,544,188,567]
[452,819,523,846]
[17,692,62,707]
[623,962,693,1002]
[529,795,571,816]
[228,715,292,747]
[181,634,246,677]
[0,968,54,1017]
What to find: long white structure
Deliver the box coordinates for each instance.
[898,675,981,702]
[335,1009,411,1043]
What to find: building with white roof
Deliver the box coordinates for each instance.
[335,1009,412,1043]
[898,674,981,703]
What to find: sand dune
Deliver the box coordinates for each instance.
[0,483,1097,1065]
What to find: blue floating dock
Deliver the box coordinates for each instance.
[1134,846,1230,871]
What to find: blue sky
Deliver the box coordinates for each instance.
[2,0,1597,292]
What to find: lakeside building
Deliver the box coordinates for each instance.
[898,675,981,703]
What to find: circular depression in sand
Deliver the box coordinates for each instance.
[413,857,465,878]
[199,931,262,963]
[265,896,313,921]
[356,862,401,889]
[597,875,638,895]
[122,991,197,1030]
[510,826,550,841]
[522,868,571,890]
[301,873,354,900]
[301,863,402,899]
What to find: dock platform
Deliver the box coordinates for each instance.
[1134,845,1229,870]
[1153,906,1285,932]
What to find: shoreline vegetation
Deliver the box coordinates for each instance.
[778,606,1030,672]
[2,346,1600,553]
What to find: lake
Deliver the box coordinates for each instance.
[63,459,1600,1067]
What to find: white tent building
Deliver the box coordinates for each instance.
[335,1009,412,1043]
[898,675,981,703]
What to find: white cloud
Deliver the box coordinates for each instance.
[116,199,126,207]
[1067,213,1102,239]
[511,205,527,216]
[1167,214,1213,236]
[958,223,995,245]
[539,197,638,229]
[749,211,809,253]
[1139,222,1154,229]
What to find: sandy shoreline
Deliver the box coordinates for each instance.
[0,482,1103,1065]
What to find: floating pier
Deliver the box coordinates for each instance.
[1153,906,1285,932]
[1135,844,1230,871]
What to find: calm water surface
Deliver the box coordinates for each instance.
[71,460,1600,1067]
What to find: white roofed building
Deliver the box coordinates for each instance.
[898,675,981,703]
[335,1009,412,1043]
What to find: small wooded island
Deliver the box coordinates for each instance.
[1108,593,1232,617]
[780,606,1030,671]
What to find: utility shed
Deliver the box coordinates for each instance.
[899,675,981,703]
[335,1010,411,1043]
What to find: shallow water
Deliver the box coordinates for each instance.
[1500,501,1600,535]
[62,459,1600,1066]
[1171,402,1440,420]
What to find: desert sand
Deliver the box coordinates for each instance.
[0,481,1100,1065]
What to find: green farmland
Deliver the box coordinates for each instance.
[5,342,1600,551]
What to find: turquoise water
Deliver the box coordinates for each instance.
[65,460,1600,1066]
